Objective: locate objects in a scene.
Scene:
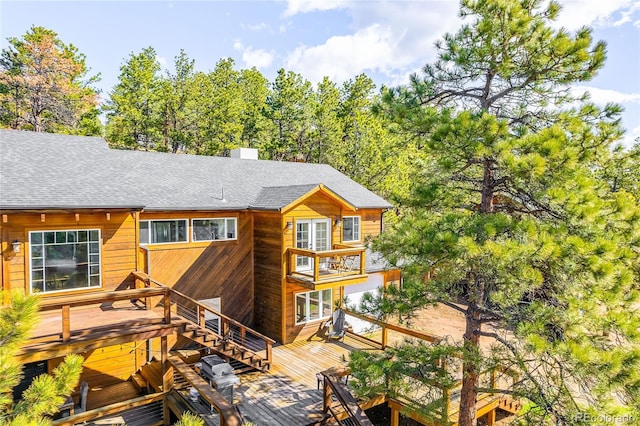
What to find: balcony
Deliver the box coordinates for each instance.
[286,244,368,287]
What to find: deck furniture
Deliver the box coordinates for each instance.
[325,308,349,341]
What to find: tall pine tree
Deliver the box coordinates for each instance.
[355,0,640,424]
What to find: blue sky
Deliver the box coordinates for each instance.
[1,0,639,147]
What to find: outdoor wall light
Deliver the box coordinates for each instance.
[12,239,21,253]
[334,218,341,227]
[286,221,293,231]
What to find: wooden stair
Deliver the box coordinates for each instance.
[177,320,270,372]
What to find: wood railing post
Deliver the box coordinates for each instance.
[240,327,246,346]
[266,341,273,366]
[360,251,366,274]
[314,254,320,281]
[381,325,387,349]
[198,305,206,328]
[161,336,172,425]
[163,291,171,324]
[62,305,70,342]
[221,318,229,339]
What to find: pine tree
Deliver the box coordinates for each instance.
[355,1,640,424]
[0,26,101,135]
[0,291,83,425]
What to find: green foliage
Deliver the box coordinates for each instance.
[0,291,83,426]
[357,0,640,424]
[104,47,163,150]
[0,26,101,134]
[173,411,204,426]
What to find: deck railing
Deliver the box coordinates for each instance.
[30,287,172,345]
[132,271,275,367]
[286,245,366,283]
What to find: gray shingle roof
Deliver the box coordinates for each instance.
[0,129,392,211]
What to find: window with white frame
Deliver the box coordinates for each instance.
[192,218,237,241]
[140,219,188,244]
[30,229,101,294]
[295,289,332,324]
[342,216,360,242]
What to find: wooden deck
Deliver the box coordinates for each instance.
[232,334,382,425]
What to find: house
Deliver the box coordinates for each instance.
[0,129,397,420]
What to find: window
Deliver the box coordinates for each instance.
[342,216,360,242]
[192,218,237,241]
[295,289,332,324]
[30,229,101,294]
[140,219,187,244]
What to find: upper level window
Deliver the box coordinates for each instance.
[30,229,101,294]
[192,218,237,241]
[140,219,187,244]
[342,216,360,242]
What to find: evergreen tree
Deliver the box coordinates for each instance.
[104,47,163,150]
[354,1,640,424]
[0,26,101,135]
[0,291,83,425]
[263,69,314,161]
[238,67,271,151]
[158,50,200,153]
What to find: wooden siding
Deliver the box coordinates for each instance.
[0,211,136,297]
[141,211,254,324]
[252,211,284,341]
[49,342,138,387]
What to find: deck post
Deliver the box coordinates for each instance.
[381,325,388,349]
[198,305,206,328]
[390,403,400,426]
[163,291,171,324]
[322,375,331,413]
[161,336,172,425]
[487,407,496,426]
[265,340,273,367]
[62,305,70,342]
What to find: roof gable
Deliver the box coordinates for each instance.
[251,184,357,212]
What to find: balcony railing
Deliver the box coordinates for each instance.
[286,244,367,284]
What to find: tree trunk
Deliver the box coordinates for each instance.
[458,159,494,426]
[458,304,482,426]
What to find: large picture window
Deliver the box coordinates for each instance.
[342,216,360,242]
[30,229,101,294]
[295,289,332,324]
[192,218,237,241]
[140,219,187,244]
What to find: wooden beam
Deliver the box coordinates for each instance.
[17,323,179,363]
[36,287,168,311]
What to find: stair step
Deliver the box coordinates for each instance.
[131,373,148,391]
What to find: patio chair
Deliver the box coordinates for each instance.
[325,308,349,341]
[74,381,89,413]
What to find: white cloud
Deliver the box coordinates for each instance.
[554,0,639,30]
[573,86,640,105]
[286,24,398,83]
[233,41,274,69]
[619,124,640,148]
[283,1,459,84]
[284,0,349,17]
